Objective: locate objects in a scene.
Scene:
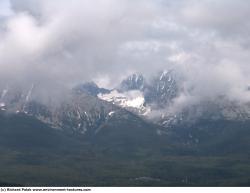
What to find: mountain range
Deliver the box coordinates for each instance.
[0,70,250,186]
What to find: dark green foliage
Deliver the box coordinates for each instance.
[0,111,250,186]
[0,112,81,150]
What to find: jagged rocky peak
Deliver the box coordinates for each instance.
[98,70,180,116]
[73,81,110,96]
[156,70,178,95]
[119,73,145,91]
[144,70,179,107]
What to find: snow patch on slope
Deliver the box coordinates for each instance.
[108,111,115,116]
[98,90,144,108]
[98,90,150,115]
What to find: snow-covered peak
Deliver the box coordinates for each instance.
[143,70,178,108]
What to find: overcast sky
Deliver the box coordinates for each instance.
[0,0,250,106]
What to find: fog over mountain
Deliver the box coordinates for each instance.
[2,1,250,187]
[0,0,250,109]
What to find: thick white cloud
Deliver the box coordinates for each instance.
[0,0,249,107]
[1,0,160,86]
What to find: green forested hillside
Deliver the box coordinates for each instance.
[0,112,250,186]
